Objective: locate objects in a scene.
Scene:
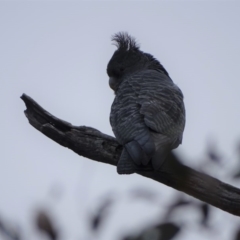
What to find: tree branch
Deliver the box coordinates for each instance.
[21,93,240,217]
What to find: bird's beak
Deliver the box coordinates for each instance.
[109,77,117,90]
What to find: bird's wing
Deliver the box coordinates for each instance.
[128,70,185,139]
[110,81,145,144]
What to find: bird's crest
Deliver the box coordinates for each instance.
[112,32,139,51]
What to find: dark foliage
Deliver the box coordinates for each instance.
[123,222,180,240]
[90,197,114,232]
[35,210,58,240]
[199,203,210,227]
[0,216,21,240]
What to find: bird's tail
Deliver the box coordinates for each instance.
[117,148,136,174]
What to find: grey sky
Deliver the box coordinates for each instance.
[1,2,240,240]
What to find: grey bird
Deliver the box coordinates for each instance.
[107,32,185,174]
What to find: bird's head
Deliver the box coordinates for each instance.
[107,32,142,91]
[107,32,169,92]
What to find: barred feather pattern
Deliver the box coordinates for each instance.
[110,69,185,173]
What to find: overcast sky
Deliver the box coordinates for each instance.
[1,2,240,240]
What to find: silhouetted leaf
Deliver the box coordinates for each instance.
[91,197,114,231]
[123,222,180,240]
[0,216,21,240]
[199,203,210,227]
[207,150,221,163]
[233,170,240,179]
[157,223,180,240]
[35,210,58,240]
[206,142,221,164]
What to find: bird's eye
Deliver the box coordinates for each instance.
[120,67,124,72]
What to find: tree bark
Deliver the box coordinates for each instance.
[21,93,240,217]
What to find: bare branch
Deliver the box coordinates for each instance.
[21,94,240,217]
